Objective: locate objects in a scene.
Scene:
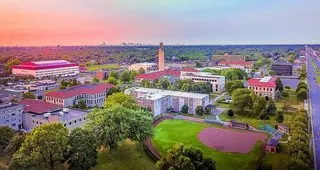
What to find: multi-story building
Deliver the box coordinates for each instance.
[23,80,59,91]
[247,76,276,99]
[180,68,225,92]
[135,69,180,83]
[12,60,79,79]
[96,70,107,80]
[270,61,293,76]
[125,87,209,116]
[212,53,246,62]
[19,99,89,131]
[218,61,253,68]
[45,83,114,107]
[128,63,158,73]
[0,103,24,130]
[158,42,165,71]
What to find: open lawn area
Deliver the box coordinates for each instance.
[94,140,156,170]
[263,144,289,170]
[87,64,120,71]
[152,119,265,170]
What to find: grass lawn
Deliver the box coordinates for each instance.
[87,64,120,71]
[152,119,265,170]
[94,140,156,170]
[263,144,289,170]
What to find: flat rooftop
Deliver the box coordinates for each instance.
[33,108,89,121]
[127,87,209,100]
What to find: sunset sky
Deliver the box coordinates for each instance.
[0,0,319,46]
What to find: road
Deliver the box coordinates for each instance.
[306,46,320,169]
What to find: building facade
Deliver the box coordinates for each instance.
[128,63,158,73]
[247,76,276,99]
[0,103,24,130]
[218,61,253,68]
[180,68,225,92]
[125,87,210,116]
[19,99,89,131]
[135,69,180,84]
[212,54,246,62]
[270,61,293,76]
[96,70,107,80]
[23,80,59,91]
[12,60,79,79]
[45,83,114,107]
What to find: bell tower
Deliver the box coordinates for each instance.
[158,42,165,71]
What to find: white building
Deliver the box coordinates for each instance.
[12,60,79,79]
[45,83,114,107]
[125,87,210,116]
[180,68,225,92]
[128,63,158,73]
[19,99,89,132]
[23,80,59,91]
[0,103,24,131]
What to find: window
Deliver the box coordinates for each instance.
[12,124,16,127]
[74,120,77,123]
[84,117,86,120]
[12,113,16,116]
[36,121,39,124]
[40,122,42,125]
[69,122,72,125]
[33,120,35,123]
[64,124,66,127]
[79,118,82,121]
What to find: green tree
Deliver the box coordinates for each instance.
[92,77,100,84]
[281,89,290,98]
[296,82,308,93]
[195,106,204,116]
[181,83,192,92]
[252,96,267,116]
[5,58,22,71]
[22,92,36,99]
[107,77,118,85]
[225,80,244,95]
[275,77,284,92]
[156,78,171,90]
[156,144,216,170]
[181,104,189,114]
[68,128,98,170]
[104,92,139,109]
[268,70,276,76]
[109,70,119,79]
[276,111,284,123]
[0,126,15,154]
[296,89,308,101]
[120,70,130,83]
[78,99,87,109]
[266,99,277,115]
[138,68,145,74]
[284,85,291,89]
[106,86,121,96]
[141,80,152,88]
[231,88,253,114]
[9,123,68,170]
[5,134,25,158]
[129,70,138,81]
[221,68,247,81]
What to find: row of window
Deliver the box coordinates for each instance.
[63,117,86,127]
[249,86,273,91]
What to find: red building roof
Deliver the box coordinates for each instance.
[12,60,79,70]
[218,61,253,67]
[46,83,114,99]
[19,99,61,114]
[136,69,181,80]
[181,67,200,72]
[247,77,276,87]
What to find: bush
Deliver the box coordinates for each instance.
[297,89,308,101]
[276,111,284,123]
[227,109,234,117]
[284,85,291,89]
[281,90,289,98]
[181,104,189,114]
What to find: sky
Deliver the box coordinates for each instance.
[0,0,319,46]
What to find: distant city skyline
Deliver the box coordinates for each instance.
[0,0,320,46]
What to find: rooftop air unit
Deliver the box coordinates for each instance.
[63,108,69,113]
[44,112,51,118]
[59,111,64,116]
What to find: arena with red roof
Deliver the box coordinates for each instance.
[247,76,277,99]
[45,83,114,107]
[12,60,79,78]
[135,69,181,81]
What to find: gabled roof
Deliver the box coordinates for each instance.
[136,69,181,80]
[267,138,279,147]
[46,83,114,99]
[19,98,61,114]
[247,76,276,87]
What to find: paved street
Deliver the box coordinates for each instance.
[306,46,320,169]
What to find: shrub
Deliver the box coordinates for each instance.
[227,109,234,117]
[284,85,291,89]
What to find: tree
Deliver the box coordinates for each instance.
[281,89,290,98]
[268,70,276,76]
[266,99,277,115]
[129,70,138,81]
[5,134,25,158]
[104,92,139,109]
[296,82,308,93]
[120,70,130,83]
[195,106,204,116]
[156,144,216,170]
[181,104,189,114]
[68,128,98,170]
[156,78,171,90]
[275,77,284,92]
[276,111,284,123]
[181,83,192,92]
[252,96,267,116]
[92,77,100,84]
[296,89,308,101]
[107,77,118,85]
[106,86,121,96]
[5,58,22,71]
[231,88,253,114]
[78,99,87,109]
[62,55,72,61]
[109,70,119,79]
[138,68,145,74]
[22,92,36,99]
[9,123,68,170]
[227,109,234,117]
[0,126,15,154]
[225,80,244,95]
[220,68,247,81]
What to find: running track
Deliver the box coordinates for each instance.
[306,47,320,169]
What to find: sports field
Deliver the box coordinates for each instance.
[87,64,120,71]
[151,119,264,170]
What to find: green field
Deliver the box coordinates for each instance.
[94,140,156,170]
[87,64,120,71]
[263,144,289,170]
[151,119,264,170]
